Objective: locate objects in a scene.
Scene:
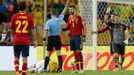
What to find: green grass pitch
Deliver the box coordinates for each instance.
[0,70,134,75]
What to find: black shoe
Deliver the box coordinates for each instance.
[57,68,62,72]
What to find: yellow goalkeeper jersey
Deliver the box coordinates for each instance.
[32,11,43,26]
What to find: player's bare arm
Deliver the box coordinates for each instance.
[83,24,87,36]
[43,30,48,41]
[31,28,37,48]
[127,25,134,29]
[82,24,87,42]
[10,28,14,44]
[61,0,70,15]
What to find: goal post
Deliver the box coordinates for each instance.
[92,0,97,70]
[78,0,98,70]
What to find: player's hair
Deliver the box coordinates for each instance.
[18,2,26,11]
[69,4,76,9]
[110,13,120,17]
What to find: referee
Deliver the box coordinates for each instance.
[43,0,70,72]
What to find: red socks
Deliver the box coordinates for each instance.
[74,52,80,70]
[74,51,83,70]
[78,52,83,70]
[22,63,27,75]
[14,60,19,72]
[14,60,28,75]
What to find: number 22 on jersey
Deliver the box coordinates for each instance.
[15,20,28,33]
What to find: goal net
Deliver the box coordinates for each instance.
[78,0,134,70]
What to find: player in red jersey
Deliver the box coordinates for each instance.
[10,2,37,75]
[62,4,86,73]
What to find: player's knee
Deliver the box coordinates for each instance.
[114,53,118,57]
[56,50,61,56]
[22,57,28,63]
[15,56,19,60]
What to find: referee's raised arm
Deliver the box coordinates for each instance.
[61,0,70,15]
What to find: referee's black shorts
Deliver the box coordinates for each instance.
[47,36,61,51]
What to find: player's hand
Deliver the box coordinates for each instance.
[66,0,70,6]
[7,39,13,45]
[82,35,86,42]
[33,41,37,48]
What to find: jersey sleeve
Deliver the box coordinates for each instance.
[58,15,64,21]
[45,21,50,31]
[98,25,110,33]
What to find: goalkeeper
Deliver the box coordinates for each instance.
[92,14,134,71]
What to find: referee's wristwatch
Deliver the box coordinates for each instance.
[43,38,46,41]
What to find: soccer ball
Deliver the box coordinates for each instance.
[49,61,58,72]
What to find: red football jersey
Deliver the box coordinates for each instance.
[66,14,84,36]
[10,12,35,45]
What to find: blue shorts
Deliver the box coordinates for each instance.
[14,45,29,57]
[70,36,83,51]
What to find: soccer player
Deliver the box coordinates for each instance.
[62,5,86,73]
[92,14,134,71]
[28,60,59,73]
[0,1,14,42]
[43,0,70,72]
[28,60,47,73]
[10,2,37,75]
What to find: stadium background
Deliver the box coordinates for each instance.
[0,0,134,71]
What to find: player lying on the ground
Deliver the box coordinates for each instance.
[27,60,46,73]
[28,60,58,73]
